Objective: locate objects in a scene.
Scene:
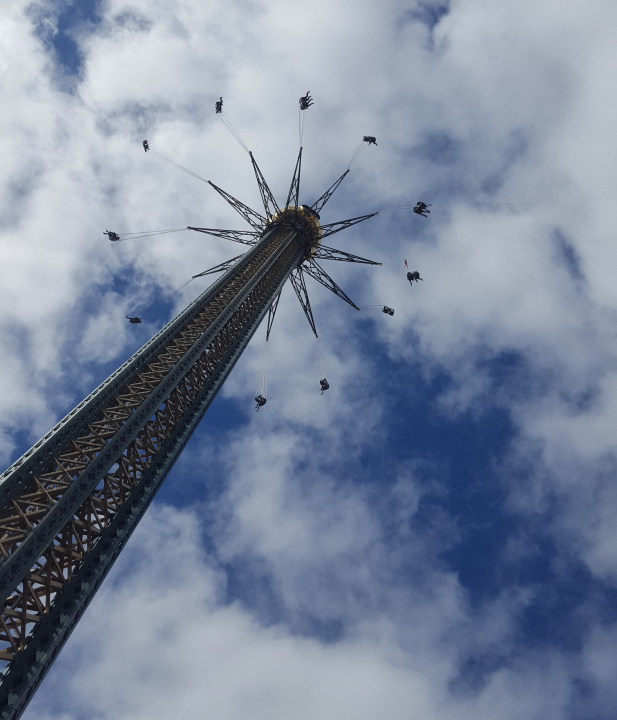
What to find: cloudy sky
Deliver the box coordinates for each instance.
[2,0,617,717]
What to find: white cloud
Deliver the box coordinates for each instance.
[24,505,573,720]
[3,0,617,717]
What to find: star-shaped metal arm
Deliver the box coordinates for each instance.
[319,212,379,240]
[313,244,382,265]
[311,169,349,215]
[191,253,245,279]
[303,260,360,311]
[250,152,279,221]
[187,227,260,246]
[266,289,283,341]
[286,147,303,209]
[207,181,265,230]
[289,267,318,337]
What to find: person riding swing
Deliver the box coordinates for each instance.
[299,92,314,110]
[413,202,431,218]
[406,271,423,286]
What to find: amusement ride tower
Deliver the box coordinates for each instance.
[0,94,383,719]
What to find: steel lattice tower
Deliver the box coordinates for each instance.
[0,97,382,719]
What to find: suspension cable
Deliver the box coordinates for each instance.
[378,206,417,216]
[145,143,209,184]
[298,104,309,149]
[346,139,364,170]
[347,140,375,170]
[261,336,268,399]
[108,228,188,242]
[168,277,195,300]
[315,338,327,380]
[382,263,408,277]
[218,109,250,154]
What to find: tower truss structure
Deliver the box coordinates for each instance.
[0,103,381,720]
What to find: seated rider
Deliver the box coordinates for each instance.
[215,97,223,113]
[255,394,267,411]
[406,271,423,285]
[382,306,394,316]
[413,201,431,217]
[126,316,142,324]
[320,378,330,395]
[142,140,149,152]
[104,230,120,242]
[299,91,313,110]
[363,136,378,146]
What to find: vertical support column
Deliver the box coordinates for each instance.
[0,224,308,720]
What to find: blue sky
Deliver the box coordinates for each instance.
[2,0,617,718]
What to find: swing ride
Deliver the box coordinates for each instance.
[107,93,428,407]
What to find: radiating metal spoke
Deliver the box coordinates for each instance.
[286,147,303,209]
[187,227,260,246]
[319,212,379,240]
[192,254,245,279]
[289,267,318,337]
[266,289,283,341]
[250,152,279,220]
[311,170,349,215]
[313,244,381,265]
[207,181,265,230]
[303,260,360,310]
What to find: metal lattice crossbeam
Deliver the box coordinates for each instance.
[0,224,307,718]
[0,229,297,600]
